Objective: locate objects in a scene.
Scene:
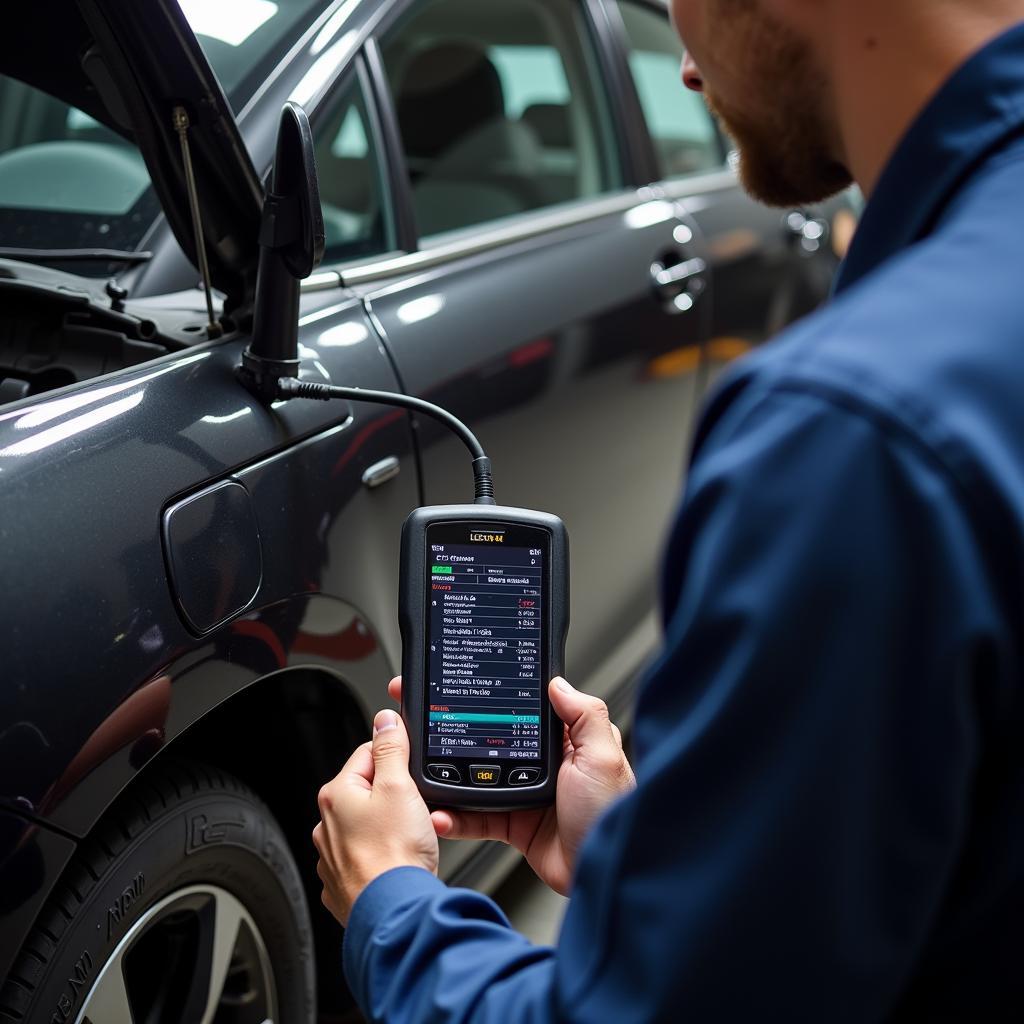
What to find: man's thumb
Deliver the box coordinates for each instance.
[548,677,613,751]
[371,709,410,782]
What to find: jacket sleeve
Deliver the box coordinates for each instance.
[343,382,998,1024]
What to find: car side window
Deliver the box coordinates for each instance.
[380,0,620,239]
[616,1,725,179]
[313,74,392,264]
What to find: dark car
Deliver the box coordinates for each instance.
[0,0,850,1019]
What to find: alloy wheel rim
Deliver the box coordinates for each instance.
[74,883,277,1024]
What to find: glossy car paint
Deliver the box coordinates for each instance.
[0,0,846,1000]
[0,289,419,984]
[360,197,708,692]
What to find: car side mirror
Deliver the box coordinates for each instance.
[240,101,325,400]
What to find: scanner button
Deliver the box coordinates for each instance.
[427,764,461,784]
[508,767,541,786]
[469,765,501,786]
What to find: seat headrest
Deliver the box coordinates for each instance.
[397,43,506,161]
[521,103,572,148]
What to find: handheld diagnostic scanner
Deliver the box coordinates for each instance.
[400,505,568,810]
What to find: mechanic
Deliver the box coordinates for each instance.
[313,0,1024,1018]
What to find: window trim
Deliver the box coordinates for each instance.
[239,0,405,125]
[602,0,730,182]
[301,173,731,290]
[362,38,418,253]
[338,190,652,285]
[305,55,398,267]
[588,0,661,186]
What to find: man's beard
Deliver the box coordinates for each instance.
[703,4,852,206]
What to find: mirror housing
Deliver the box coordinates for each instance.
[239,101,325,400]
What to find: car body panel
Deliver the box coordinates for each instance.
[356,192,708,698]
[0,290,418,827]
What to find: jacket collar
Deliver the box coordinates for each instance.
[835,20,1024,294]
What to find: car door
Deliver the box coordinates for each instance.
[323,0,713,710]
[606,0,846,387]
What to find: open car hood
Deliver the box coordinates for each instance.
[2,0,264,313]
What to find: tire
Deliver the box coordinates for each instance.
[0,758,315,1023]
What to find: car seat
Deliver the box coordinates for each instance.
[395,42,544,236]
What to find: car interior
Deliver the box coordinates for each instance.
[381,0,618,240]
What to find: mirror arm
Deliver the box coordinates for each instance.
[238,103,324,402]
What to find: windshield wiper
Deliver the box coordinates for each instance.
[0,247,153,266]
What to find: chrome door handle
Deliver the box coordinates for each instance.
[650,254,707,313]
[362,456,401,489]
[652,256,706,288]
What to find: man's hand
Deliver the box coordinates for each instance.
[313,709,438,926]
[388,675,635,896]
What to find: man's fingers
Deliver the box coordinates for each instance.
[388,676,402,704]
[371,709,412,786]
[431,808,511,844]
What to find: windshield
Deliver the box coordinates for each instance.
[0,0,327,276]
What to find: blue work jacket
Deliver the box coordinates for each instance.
[343,23,1024,1022]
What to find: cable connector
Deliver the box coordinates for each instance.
[471,457,495,505]
[277,378,331,401]
[276,377,496,504]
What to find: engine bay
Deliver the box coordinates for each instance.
[0,272,195,405]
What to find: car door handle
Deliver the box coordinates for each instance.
[650,255,707,313]
[362,456,401,489]
[651,256,706,289]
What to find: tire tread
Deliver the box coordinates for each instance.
[0,758,278,1024]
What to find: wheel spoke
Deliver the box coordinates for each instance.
[77,948,135,1024]
[199,889,247,1024]
[75,884,273,1024]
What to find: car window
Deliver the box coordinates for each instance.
[616,1,724,179]
[380,0,620,240]
[0,76,163,261]
[313,75,392,264]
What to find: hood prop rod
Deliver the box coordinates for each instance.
[172,106,222,340]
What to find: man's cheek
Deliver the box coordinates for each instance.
[668,0,688,39]
[669,0,704,47]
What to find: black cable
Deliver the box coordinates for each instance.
[277,377,496,504]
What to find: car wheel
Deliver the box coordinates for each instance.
[0,758,315,1023]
